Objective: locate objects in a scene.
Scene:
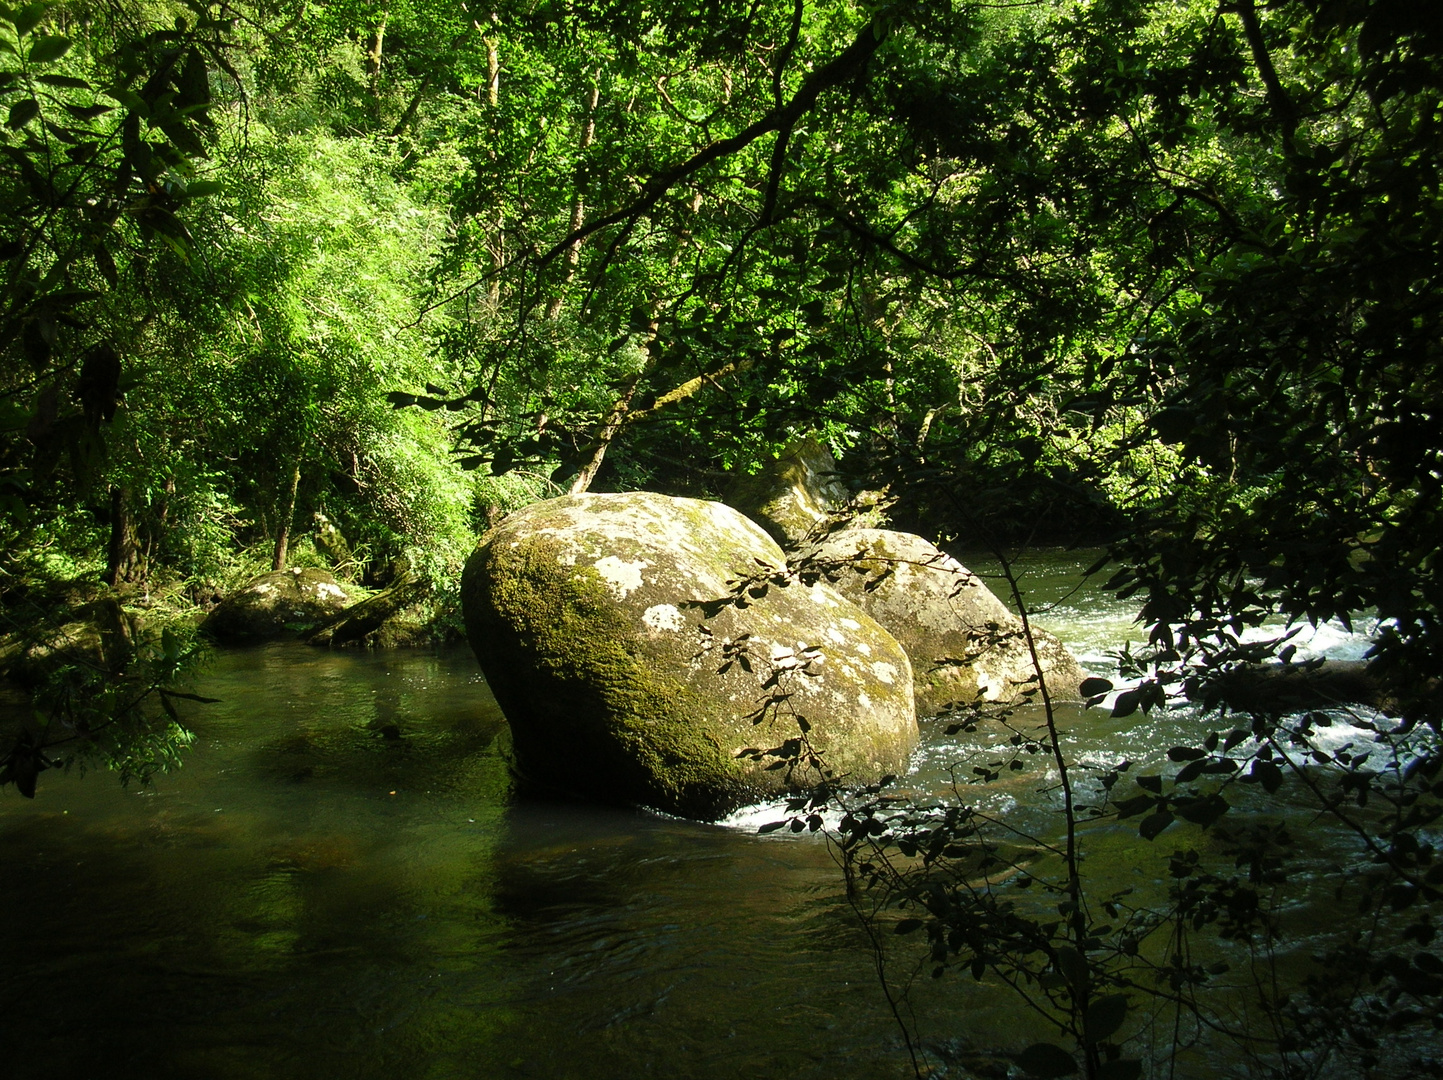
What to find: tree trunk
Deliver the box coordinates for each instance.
[545,71,601,320]
[366,14,387,95]
[104,485,141,587]
[307,572,427,647]
[568,376,643,495]
[391,71,435,136]
[272,461,302,572]
[486,33,503,305]
[568,192,705,493]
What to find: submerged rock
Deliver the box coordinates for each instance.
[798,529,1088,714]
[1186,660,1397,715]
[461,491,917,819]
[201,568,353,644]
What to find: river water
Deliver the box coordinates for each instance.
[0,550,1424,1079]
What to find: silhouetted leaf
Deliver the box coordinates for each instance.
[7,98,39,129]
[1139,809,1174,840]
[1017,1042,1077,1078]
[27,34,71,63]
[1096,1060,1143,1080]
[1084,994,1128,1044]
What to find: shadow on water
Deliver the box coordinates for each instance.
[0,644,936,1080]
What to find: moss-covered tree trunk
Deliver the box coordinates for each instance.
[272,461,302,571]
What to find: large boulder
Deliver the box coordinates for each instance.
[461,491,917,819]
[201,568,353,644]
[725,435,852,548]
[798,529,1088,715]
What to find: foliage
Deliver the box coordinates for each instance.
[0,601,209,796]
[1,0,483,795]
[1,0,227,526]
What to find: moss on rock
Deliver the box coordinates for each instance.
[202,568,353,644]
[462,492,918,819]
[800,529,1088,715]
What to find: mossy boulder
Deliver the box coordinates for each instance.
[799,529,1088,715]
[0,597,141,687]
[461,491,917,819]
[201,568,353,644]
[725,435,852,548]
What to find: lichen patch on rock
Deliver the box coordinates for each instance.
[593,555,650,599]
[642,603,686,632]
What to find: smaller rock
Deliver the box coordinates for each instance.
[725,435,852,548]
[201,568,353,644]
[0,597,141,686]
[307,572,432,648]
[797,529,1088,714]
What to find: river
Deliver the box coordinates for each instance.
[0,549,1423,1079]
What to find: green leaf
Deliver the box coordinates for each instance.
[1250,759,1284,794]
[0,400,31,432]
[1016,1042,1077,1078]
[1084,994,1128,1044]
[1175,794,1230,827]
[6,97,39,129]
[64,102,112,121]
[35,73,89,89]
[26,33,69,63]
[108,86,149,117]
[1112,794,1153,819]
[177,47,209,109]
[159,120,207,159]
[14,2,47,38]
[1175,759,1206,783]
[92,243,118,287]
[1079,677,1113,697]
[1053,945,1087,992]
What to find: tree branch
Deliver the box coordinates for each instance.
[1230,0,1298,141]
[533,15,887,269]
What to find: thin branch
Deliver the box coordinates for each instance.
[419,14,889,320]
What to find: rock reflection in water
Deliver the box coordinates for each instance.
[0,644,940,1080]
